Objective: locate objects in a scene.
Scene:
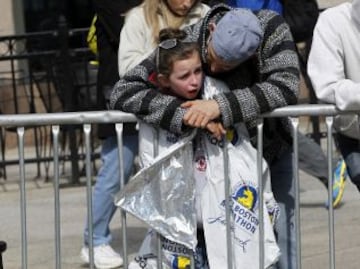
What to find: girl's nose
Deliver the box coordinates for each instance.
[190,74,199,85]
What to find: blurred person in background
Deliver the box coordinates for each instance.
[308,0,360,195]
[80,0,142,268]
[202,0,347,210]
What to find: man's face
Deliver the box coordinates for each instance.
[205,26,240,74]
[206,40,239,74]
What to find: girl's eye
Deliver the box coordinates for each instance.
[179,74,188,80]
[195,67,203,74]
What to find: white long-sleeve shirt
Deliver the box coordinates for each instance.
[308,2,360,111]
[118,3,209,77]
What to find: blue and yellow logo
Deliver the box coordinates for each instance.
[233,185,258,212]
[171,255,190,269]
[226,127,239,145]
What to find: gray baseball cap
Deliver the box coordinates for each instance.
[212,9,263,63]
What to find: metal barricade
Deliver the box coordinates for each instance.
[0,104,357,269]
[0,25,97,184]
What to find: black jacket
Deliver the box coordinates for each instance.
[93,0,142,138]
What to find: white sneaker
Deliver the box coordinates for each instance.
[128,256,157,269]
[80,244,123,269]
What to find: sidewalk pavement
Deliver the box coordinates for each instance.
[318,0,350,9]
[317,0,351,8]
[0,158,148,269]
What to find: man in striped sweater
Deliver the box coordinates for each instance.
[111,4,300,269]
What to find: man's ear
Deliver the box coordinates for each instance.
[157,74,170,88]
[208,22,216,34]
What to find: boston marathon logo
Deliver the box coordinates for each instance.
[232,183,258,212]
[208,181,260,236]
[170,255,190,269]
[228,183,259,235]
[161,238,191,269]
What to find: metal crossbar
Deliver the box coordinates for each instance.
[0,104,357,269]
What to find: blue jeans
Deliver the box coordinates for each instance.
[270,149,296,269]
[84,134,138,246]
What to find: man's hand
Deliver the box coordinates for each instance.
[206,121,226,140]
[181,99,221,128]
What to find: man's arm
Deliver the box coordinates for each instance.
[214,11,300,128]
[178,11,299,129]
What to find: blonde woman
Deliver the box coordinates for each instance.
[118,0,209,77]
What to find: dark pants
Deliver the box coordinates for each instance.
[194,229,209,269]
[335,133,360,191]
[298,132,328,182]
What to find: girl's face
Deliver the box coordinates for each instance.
[159,51,203,100]
[166,0,197,16]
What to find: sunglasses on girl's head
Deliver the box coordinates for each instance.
[158,38,178,50]
[156,38,178,70]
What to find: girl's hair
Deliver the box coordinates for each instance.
[143,0,202,44]
[157,28,199,76]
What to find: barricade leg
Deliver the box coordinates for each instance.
[0,241,7,269]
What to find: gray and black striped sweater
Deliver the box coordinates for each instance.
[110,4,300,165]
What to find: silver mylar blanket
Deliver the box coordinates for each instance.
[114,132,197,250]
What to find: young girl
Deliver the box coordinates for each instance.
[141,27,224,156]
[124,28,280,269]
[82,0,209,267]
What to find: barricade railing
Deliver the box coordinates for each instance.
[0,25,97,184]
[0,104,355,269]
